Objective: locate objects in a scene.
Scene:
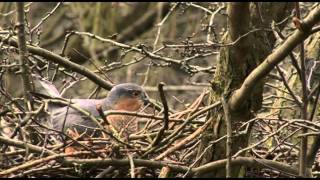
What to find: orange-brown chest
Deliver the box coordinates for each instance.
[113,97,142,111]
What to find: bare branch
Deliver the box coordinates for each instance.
[229,5,320,110]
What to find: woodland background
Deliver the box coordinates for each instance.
[0,2,320,178]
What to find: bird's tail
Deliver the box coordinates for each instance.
[31,74,62,98]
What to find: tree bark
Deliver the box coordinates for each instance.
[195,2,294,177]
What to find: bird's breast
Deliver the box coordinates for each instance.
[113,98,143,111]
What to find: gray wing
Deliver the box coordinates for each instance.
[48,98,108,136]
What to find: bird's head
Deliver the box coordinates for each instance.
[106,83,149,111]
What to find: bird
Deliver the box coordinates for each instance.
[31,76,149,149]
[48,83,149,139]
[46,83,148,155]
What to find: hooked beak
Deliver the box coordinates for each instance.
[142,94,150,106]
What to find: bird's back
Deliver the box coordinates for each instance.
[49,98,109,137]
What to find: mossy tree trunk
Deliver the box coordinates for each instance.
[195,2,293,177]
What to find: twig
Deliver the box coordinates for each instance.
[311,25,320,34]
[0,135,56,156]
[308,83,320,121]
[128,154,135,178]
[271,21,302,79]
[153,3,179,50]
[193,157,299,177]
[233,121,290,158]
[141,101,221,157]
[30,2,62,33]
[62,156,300,177]
[1,103,44,153]
[206,4,224,43]
[69,31,215,74]
[151,82,169,147]
[158,166,171,178]
[229,5,320,110]
[221,96,232,178]
[154,117,211,161]
[275,65,302,107]
[0,35,115,90]
[15,2,34,110]
[295,2,309,177]
[61,98,72,135]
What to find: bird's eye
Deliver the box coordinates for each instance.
[132,91,140,96]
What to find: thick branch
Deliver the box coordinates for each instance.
[229,5,320,110]
[16,2,34,109]
[63,156,300,177]
[0,36,115,90]
[0,135,56,156]
[193,157,300,177]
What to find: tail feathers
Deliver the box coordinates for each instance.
[30,91,55,100]
[32,74,62,98]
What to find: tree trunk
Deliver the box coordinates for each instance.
[195,2,293,177]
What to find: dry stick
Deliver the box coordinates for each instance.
[193,157,299,177]
[306,84,320,168]
[72,48,114,83]
[229,5,320,111]
[0,154,62,177]
[0,135,56,156]
[164,28,270,49]
[32,120,105,158]
[0,134,300,178]
[275,65,302,107]
[151,82,169,147]
[0,35,115,90]
[295,2,309,177]
[70,31,214,74]
[206,4,224,44]
[0,103,44,153]
[188,2,215,14]
[163,101,220,139]
[309,83,320,121]
[16,2,33,110]
[265,83,291,95]
[231,117,320,160]
[221,96,232,178]
[268,128,301,155]
[30,2,62,33]
[62,156,299,177]
[158,166,171,178]
[183,143,216,178]
[143,85,210,92]
[272,118,320,131]
[154,117,211,161]
[103,110,183,123]
[63,158,190,174]
[180,141,201,161]
[232,121,290,158]
[153,3,179,50]
[61,98,72,136]
[0,149,110,177]
[271,22,302,78]
[141,101,221,157]
[308,83,320,100]
[95,166,116,178]
[0,2,32,17]
[60,31,74,56]
[128,154,135,178]
[11,165,63,178]
[311,25,320,33]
